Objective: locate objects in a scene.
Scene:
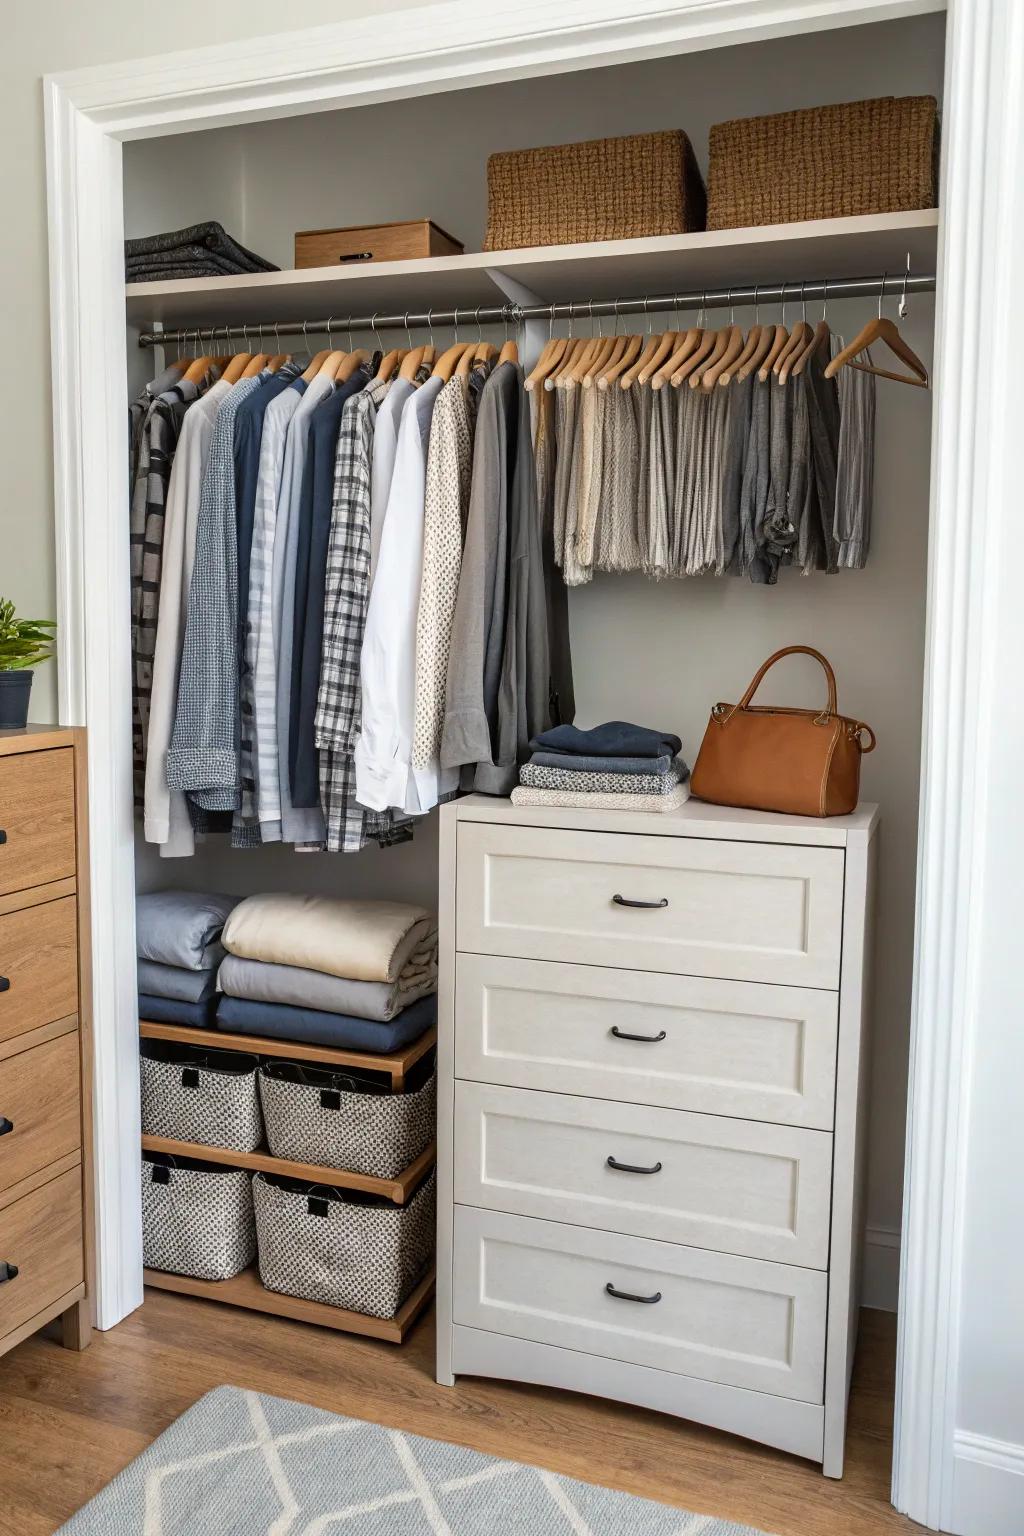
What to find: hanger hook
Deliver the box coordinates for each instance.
[801,280,807,324]
[878,272,888,322]
[274,321,281,356]
[753,282,760,327]
[900,251,911,320]
[728,286,735,327]
[781,280,789,328]
[475,307,482,344]
[427,308,434,350]
[644,294,652,336]
[822,277,829,325]
[404,311,411,349]
[302,320,309,359]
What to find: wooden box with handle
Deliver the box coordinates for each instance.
[294,219,464,269]
[690,646,876,817]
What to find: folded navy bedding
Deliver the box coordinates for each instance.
[216,994,437,1054]
[138,993,218,1029]
[136,891,237,1027]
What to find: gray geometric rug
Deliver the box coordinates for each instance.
[57,1385,773,1534]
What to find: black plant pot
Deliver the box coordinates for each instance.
[0,671,33,729]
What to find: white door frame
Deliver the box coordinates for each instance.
[42,0,1013,1526]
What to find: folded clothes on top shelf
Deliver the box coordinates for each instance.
[136,890,238,971]
[528,749,677,776]
[511,780,691,814]
[124,221,278,281]
[530,720,683,760]
[139,992,218,1029]
[217,955,436,1023]
[520,759,689,797]
[222,895,437,985]
[216,993,437,1055]
[138,959,218,1005]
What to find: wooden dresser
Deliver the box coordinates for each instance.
[0,726,92,1357]
[436,794,878,1478]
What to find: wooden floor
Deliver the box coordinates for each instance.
[0,1292,918,1536]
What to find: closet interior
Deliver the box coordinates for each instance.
[122,6,943,1467]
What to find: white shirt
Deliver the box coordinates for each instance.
[247,380,306,840]
[144,379,231,856]
[355,376,459,816]
[368,377,414,585]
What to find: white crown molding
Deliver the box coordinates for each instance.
[47,0,943,136]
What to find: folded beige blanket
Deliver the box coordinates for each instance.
[222,895,436,983]
[510,781,691,814]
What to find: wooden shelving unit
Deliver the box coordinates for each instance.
[125,209,939,327]
[140,1017,437,1342]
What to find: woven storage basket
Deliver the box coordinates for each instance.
[484,130,706,250]
[253,1170,435,1319]
[141,1154,256,1281]
[707,96,937,230]
[258,1053,435,1180]
[140,1039,263,1153]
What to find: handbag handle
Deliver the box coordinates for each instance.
[735,646,838,718]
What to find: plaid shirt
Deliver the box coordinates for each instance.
[315,377,411,853]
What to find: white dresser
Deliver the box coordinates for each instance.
[435,794,878,1478]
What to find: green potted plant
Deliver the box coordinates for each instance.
[0,598,57,729]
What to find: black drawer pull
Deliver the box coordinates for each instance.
[612,894,668,910]
[0,977,9,994]
[0,1117,13,1137]
[605,1282,661,1305]
[607,1155,662,1176]
[0,829,6,844]
[610,1026,667,1043]
[0,1262,19,1284]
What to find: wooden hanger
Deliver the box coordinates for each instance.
[757,324,790,381]
[335,348,370,383]
[718,325,763,387]
[694,325,742,390]
[786,319,831,381]
[300,350,331,381]
[620,329,670,389]
[498,338,519,365]
[474,341,498,364]
[550,336,590,387]
[374,348,404,383]
[219,352,253,385]
[182,354,217,385]
[739,325,777,381]
[671,326,719,387]
[241,353,271,379]
[772,295,813,378]
[651,327,702,390]
[433,342,472,382]
[634,330,680,387]
[525,335,568,392]
[824,316,928,388]
[583,332,627,388]
[598,334,642,389]
[564,335,603,386]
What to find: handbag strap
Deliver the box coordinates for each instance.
[734,646,839,719]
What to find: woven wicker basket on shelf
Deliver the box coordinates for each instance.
[484,130,707,251]
[707,96,938,230]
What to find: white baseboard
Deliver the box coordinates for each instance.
[862,1223,901,1312]
[951,1431,1024,1536]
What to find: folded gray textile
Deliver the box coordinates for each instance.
[125,221,277,273]
[520,758,688,796]
[136,890,238,971]
[137,960,218,1004]
[529,749,676,776]
[531,720,682,759]
[126,248,265,279]
[127,265,245,284]
[217,954,437,1022]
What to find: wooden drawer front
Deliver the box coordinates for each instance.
[455,1082,831,1266]
[0,1168,83,1340]
[0,750,76,897]
[0,897,78,1045]
[453,1206,826,1402]
[455,954,839,1129]
[0,1031,81,1194]
[456,823,844,988]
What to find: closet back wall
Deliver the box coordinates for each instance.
[123,12,944,1300]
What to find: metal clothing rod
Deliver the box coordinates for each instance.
[136,271,936,348]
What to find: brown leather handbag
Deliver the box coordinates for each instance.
[690,646,876,817]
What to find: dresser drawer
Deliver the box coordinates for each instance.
[0,896,78,1046]
[453,1206,826,1402]
[455,954,839,1129]
[0,1030,81,1194]
[0,750,76,897]
[456,823,844,988]
[0,1167,83,1341]
[454,1082,831,1267]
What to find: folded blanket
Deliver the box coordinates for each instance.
[126,265,244,284]
[138,992,218,1028]
[125,222,277,273]
[138,960,218,1005]
[216,993,436,1055]
[136,891,238,971]
[217,953,437,1022]
[222,895,436,983]
[511,781,691,814]
[530,720,682,760]
[529,749,676,776]
[520,759,689,796]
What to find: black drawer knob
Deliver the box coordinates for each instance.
[0,1117,13,1137]
[0,829,7,844]
[605,1282,661,1304]
[612,894,668,910]
[0,977,9,994]
[0,1262,19,1284]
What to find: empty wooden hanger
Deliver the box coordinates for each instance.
[784,283,832,381]
[772,284,813,379]
[824,271,929,388]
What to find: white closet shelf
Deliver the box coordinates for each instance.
[125,209,938,329]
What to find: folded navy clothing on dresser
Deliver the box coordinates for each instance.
[528,749,677,777]
[530,720,683,760]
[138,992,219,1029]
[216,993,436,1055]
[137,960,218,1005]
